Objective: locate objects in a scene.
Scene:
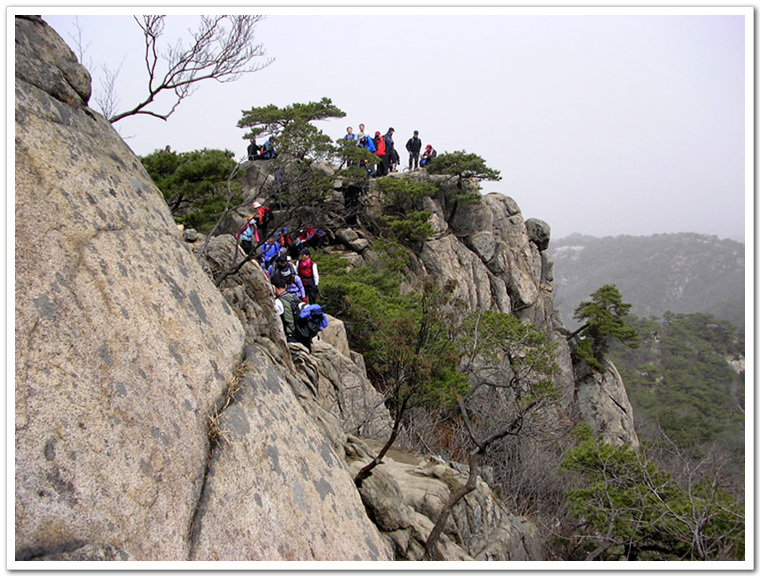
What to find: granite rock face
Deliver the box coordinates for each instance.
[347,444,545,561]
[573,359,640,449]
[14,16,390,562]
[15,16,247,561]
[188,347,392,561]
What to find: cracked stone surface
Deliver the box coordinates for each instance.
[14,17,392,562]
[14,16,246,561]
[188,348,392,561]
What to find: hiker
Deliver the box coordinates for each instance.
[382,127,395,175]
[297,248,320,305]
[274,273,327,353]
[261,136,277,159]
[373,131,387,176]
[260,236,280,267]
[247,139,262,161]
[356,123,367,142]
[359,131,376,153]
[272,274,311,350]
[357,127,376,175]
[280,265,306,302]
[252,201,273,239]
[235,216,258,254]
[406,130,422,170]
[344,126,356,142]
[275,226,298,258]
[297,225,327,249]
[420,144,437,167]
[267,253,297,279]
[390,147,400,173]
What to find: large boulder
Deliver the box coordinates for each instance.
[15,16,392,562]
[347,443,545,561]
[15,16,246,560]
[420,235,511,314]
[187,347,392,561]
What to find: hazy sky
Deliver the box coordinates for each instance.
[40,8,750,242]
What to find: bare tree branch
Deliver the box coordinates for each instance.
[108,15,273,123]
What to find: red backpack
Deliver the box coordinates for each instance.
[375,136,386,156]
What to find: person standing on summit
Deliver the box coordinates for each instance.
[405,130,422,170]
[382,127,395,176]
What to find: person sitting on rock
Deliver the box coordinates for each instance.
[420,144,437,167]
[247,138,263,161]
[297,224,327,249]
[261,136,277,159]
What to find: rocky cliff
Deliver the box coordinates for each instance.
[15,16,389,562]
[15,15,638,563]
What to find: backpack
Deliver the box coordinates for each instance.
[362,136,376,153]
[375,136,386,156]
[257,206,273,226]
[289,299,328,341]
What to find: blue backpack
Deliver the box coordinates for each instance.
[289,300,328,340]
[361,135,376,153]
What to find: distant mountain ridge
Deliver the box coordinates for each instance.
[549,233,745,330]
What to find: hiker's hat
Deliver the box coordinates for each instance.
[252,201,262,208]
[281,267,293,279]
[300,248,311,256]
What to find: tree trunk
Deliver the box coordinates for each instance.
[423,450,480,560]
[354,396,409,488]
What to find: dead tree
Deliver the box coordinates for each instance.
[108,15,272,123]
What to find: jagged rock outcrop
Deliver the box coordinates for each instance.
[573,358,640,449]
[15,14,643,563]
[14,16,390,562]
[420,190,553,329]
[346,442,544,561]
[198,236,542,561]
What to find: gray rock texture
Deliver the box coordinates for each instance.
[14,16,390,562]
[15,16,246,561]
[188,347,392,561]
[347,443,545,561]
[573,359,640,449]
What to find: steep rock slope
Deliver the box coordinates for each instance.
[14,16,390,562]
[198,235,545,561]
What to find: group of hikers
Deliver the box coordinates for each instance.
[236,201,327,352]
[247,136,278,161]
[343,125,437,176]
[237,124,441,352]
[245,125,438,177]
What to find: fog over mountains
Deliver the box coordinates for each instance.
[549,233,745,330]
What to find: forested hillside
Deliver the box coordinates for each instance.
[550,233,745,330]
[608,311,744,470]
